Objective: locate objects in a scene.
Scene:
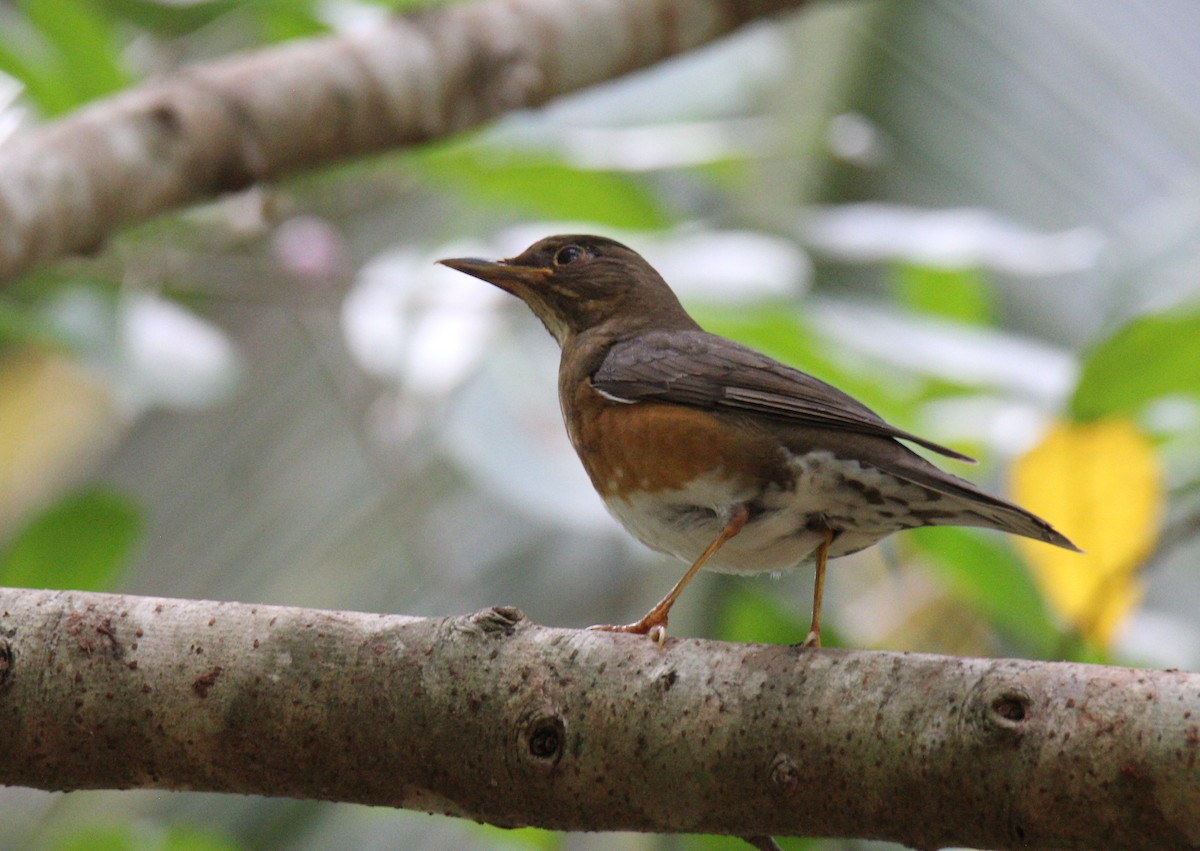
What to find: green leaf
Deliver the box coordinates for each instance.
[1071,306,1200,422]
[54,825,136,851]
[907,527,1061,657]
[0,35,78,114]
[413,141,670,230]
[716,579,848,648]
[473,825,560,851]
[0,298,62,346]
[0,37,39,88]
[717,582,806,646]
[891,263,995,325]
[252,0,328,42]
[93,0,234,37]
[52,823,241,851]
[160,825,242,851]
[0,487,141,590]
[21,0,130,111]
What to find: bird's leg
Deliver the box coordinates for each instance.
[589,504,750,645]
[800,520,835,648]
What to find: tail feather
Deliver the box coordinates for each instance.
[861,437,1082,552]
[774,427,1083,552]
[947,496,1081,552]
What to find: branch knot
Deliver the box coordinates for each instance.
[470,606,525,637]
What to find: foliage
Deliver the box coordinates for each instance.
[0,487,141,591]
[0,0,453,117]
[53,823,241,851]
[1071,307,1200,422]
[412,141,672,230]
[908,526,1061,657]
[891,263,995,326]
[0,2,1197,851]
[1011,418,1164,647]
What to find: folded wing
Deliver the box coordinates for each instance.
[592,329,975,463]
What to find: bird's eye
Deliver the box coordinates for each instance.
[553,245,585,266]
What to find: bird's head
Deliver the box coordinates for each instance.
[438,234,696,346]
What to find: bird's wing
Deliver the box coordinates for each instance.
[591,329,975,463]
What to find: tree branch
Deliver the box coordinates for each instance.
[1,587,1196,850]
[0,0,810,284]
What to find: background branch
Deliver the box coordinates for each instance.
[0,0,810,284]
[1,587,1196,850]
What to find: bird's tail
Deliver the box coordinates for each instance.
[938,488,1081,552]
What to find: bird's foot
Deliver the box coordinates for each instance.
[799,628,821,649]
[588,615,669,648]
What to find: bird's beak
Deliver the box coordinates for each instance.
[437,257,550,295]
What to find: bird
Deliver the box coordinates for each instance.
[439,234,1079,647]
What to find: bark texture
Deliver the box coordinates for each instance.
[0,0,810,283]
[0,587,1197,849]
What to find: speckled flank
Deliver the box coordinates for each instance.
[599,450,959,576]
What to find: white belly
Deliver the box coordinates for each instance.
[602,452,927,575]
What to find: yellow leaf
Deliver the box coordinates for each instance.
[1009,419,1163,646]
[0,349,119,534]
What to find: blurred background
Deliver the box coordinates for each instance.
[1,0,1198,849]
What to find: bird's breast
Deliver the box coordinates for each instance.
[565,386,787,500]
[559,383,795,572]
[569,397,936,572]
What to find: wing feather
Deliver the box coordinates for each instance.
[592,329,975,463]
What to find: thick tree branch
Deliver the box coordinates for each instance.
[1,587,1197,850]
[0,0,810,284]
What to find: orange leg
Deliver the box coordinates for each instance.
[800,523,834,648]
[590,504,750,645]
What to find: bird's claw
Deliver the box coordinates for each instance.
[587,616,670,648]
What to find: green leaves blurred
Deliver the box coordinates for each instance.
[473,825,561,850]
[0,0,457,116]
[0,298,61,347]
[907,527,1061,657]
[717,582,806,646]
[53,822,241,851]
[0,487,141,590]
[1071,305,1200,422]
[412,141,671,230]
[0,0,130,115]
[892,263,995,325]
